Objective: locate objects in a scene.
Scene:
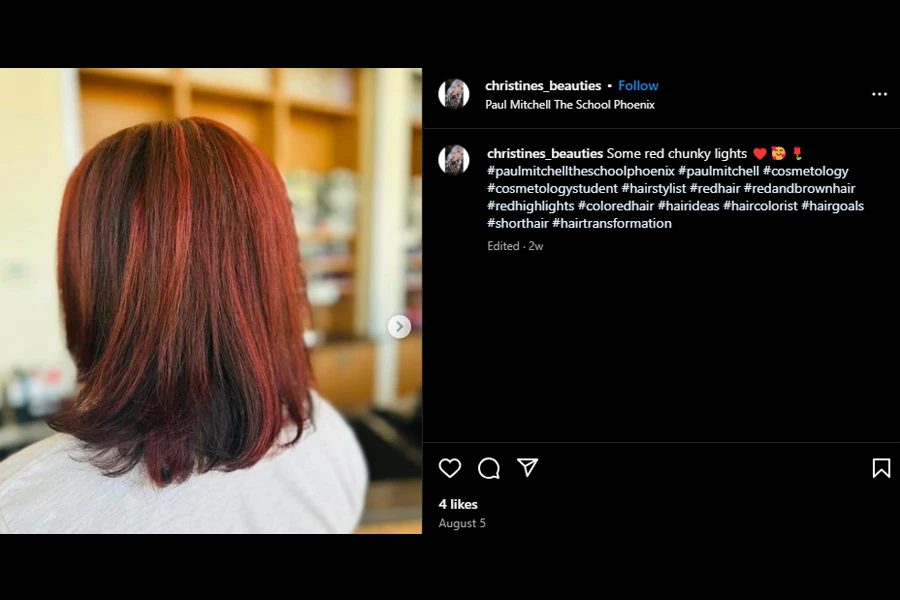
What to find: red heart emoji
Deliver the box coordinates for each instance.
[753,148,766,160]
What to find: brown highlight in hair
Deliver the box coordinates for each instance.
[51,117,313,486]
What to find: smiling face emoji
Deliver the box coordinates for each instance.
[771,146,786,160]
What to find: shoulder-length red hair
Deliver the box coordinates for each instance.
[51,117,313,486]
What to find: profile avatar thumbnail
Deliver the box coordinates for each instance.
[439,144,469,175]
[439,79,469,110]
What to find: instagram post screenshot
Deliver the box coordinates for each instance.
[0,67,896,543]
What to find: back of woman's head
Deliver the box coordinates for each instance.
[52,117,312,486]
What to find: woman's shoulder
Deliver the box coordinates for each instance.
[0,433,81,502]
[289,391,368,477]
[272,391,369,527]
[0,393,369,533]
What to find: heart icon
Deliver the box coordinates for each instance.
[439,458,461,478]
[753,148,767,160]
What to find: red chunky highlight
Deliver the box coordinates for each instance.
[51,117,313,486]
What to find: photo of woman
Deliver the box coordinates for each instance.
[442,144,468,175]
[441,79,468,110]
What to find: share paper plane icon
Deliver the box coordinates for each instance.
[517,458,538,477]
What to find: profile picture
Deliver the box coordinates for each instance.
[439,145,469,175]
[439,79,469,109]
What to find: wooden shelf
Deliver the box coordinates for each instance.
[288,109,358,172]
[192,91,275,157]
[411,121,423,177]
[191,80,274,104]
[338,278,355,296]
[299,230,357,244]
[79,75,175,150]
[411,118,422,130]
[291,97,357,119]
[80,67,173,87]
[283,68,357,119]
[306,254,355,275]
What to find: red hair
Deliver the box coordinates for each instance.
[51,117,313,486]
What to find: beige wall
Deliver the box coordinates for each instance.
[0,68,73,376]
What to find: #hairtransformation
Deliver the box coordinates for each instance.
[52,117,313,486]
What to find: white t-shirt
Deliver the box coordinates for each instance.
[0,392,368,534]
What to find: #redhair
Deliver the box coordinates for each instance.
[51,117,313,486]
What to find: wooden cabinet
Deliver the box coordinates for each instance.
[309,339,374,413]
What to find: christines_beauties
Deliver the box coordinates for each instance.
[485,80,605,91]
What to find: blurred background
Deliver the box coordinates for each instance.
[0,68,423,533]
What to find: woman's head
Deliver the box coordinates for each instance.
[52,117,312,486]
